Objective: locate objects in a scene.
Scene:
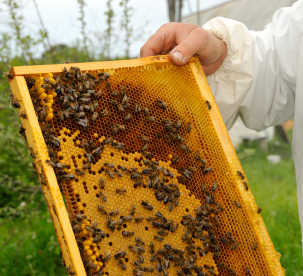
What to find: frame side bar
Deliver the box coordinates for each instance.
[9,76,86,276]
[190,59,285,275]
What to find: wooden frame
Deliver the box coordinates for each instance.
[8,56,285,276]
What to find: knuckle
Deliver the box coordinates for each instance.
[192,27,207,38]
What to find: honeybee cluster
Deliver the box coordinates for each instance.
[7,62,266,276]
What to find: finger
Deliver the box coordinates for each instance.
[169,27,210,66]
[140,24,177,58]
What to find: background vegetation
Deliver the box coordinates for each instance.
[0,0,301,275]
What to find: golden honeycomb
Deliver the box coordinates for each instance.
[8,56,284,276]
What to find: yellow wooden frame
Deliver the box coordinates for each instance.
[8,56,285,276]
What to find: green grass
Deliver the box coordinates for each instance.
[238,138,303,275]
[0,137,302,275]
[0,211,66,276]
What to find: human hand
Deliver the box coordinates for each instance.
[139,23,227,76]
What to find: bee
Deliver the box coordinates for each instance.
[92,112,98,121]
[4,72,14,79]
[156,133,161,141]
[234,201,241,208]
[101,251,112,263]
[82,163,91,170]
[142,106,149,114]
[253,242,258,250]
[122,94,130,107]
[117,124,125,131]
[10,94,20,108]
[63,109,72,119]
[156,99,167,109]
[108,210,120,217]
[115,250,126,259]
[244,266,250,275]
[228,269,237,275]
[157,230,168,236]
[116,259,127,270]
[134,216,145,223]
[171,223,179,232]
[100,109,110,117]
[104,162,115,168]
[92,100,98,110]
[142,200,153,210]
[122,215,133,222]
[89,102,95,113]
[106,81,112,90]
[28,147,37,158]
[110,99,118,106]
[212,181,218,191]
[116,188,127,195]
[56,163,69,169]
[257,206,262,213]
[242,181,249,191]
[105,169,114,179]
[171,154,179,165]
[164,134,171,144]
[58,174,76,181]
[114,168,122,177]
[138,136,149,143]
[134,180,144,188]
[154,235,164,241]
[104,137,113,144]
[131,173,143,180]
[45,159,57,168]
[99,178,105,189]
[122,231,134,237]
[186,122,192,133]
[117,103,124,112]
[202,167,212,175]
[237,170,245,179]
[232,242,239,250]
[218,263,226,268]
[111,124,118,134]
[85,148,94,163]
[146,116,155,122]
[178,144,188,152]
[124,113,132,121]
[39,173,47,186]
[134,103,141,113]
[111,90,120,97]
[130,204,136,215]
[143,267,154,273]
[97,205,107,215]
[112,142,124,151]
[206,100,211,110]
[65,264,75,275]
[99,191,107,202]
[19,111,27,119]
[93,146,104,157]
[80,138,89,149]
[95,90,103,99]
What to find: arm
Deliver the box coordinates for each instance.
[204,1,303,130]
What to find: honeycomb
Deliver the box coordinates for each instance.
[8,56,285,276]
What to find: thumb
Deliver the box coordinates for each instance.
[169,28,209,66]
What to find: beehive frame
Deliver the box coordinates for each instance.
[8,56,284,276]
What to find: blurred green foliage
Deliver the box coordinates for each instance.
[0,0,140,275]
[238,133,302,275]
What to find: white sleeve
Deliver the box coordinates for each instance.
[203,1,303,131]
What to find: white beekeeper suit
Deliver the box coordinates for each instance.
[203,1,303,243]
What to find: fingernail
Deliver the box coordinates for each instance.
[172,51,184,62]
